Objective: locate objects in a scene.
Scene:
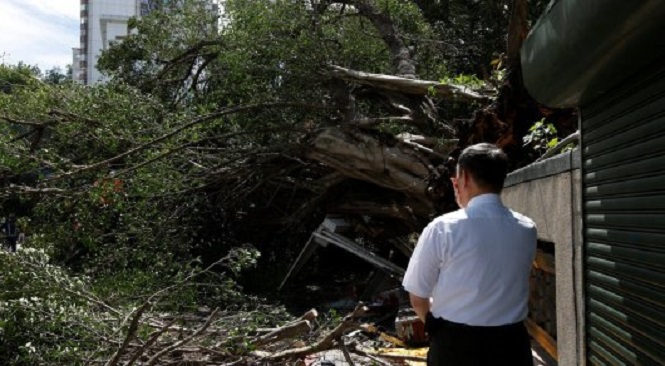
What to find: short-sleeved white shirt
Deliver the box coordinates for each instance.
[402,193,537,326]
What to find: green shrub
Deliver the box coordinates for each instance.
[0,249,112,365]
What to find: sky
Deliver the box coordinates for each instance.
[0,0,80,72]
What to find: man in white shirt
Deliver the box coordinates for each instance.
[402,143,536,365]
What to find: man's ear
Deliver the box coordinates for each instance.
[462,169,471,188]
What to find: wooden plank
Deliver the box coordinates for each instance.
[279,235,319,290]
[533,250,556,274]
[321,216,352,233]
[314,230,405,277]
[525,318,558,361]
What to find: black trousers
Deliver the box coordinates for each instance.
[426,313,533,366]
[6,237,17,253]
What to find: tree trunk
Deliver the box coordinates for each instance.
[306,128,438,214]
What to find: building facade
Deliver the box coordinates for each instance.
[519,1,665,365]
[73,1,219,85]
[74,0,145,84]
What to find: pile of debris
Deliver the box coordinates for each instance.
[250,304,428,365]
[104,302,428,365]
[101,214,558,365]
[97,212,433,365]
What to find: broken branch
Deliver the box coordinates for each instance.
[329,65,489,101]
[261,304,368,361]
[125,318,178,366]
[253,320,312,347]
[104,302,150,366]
[145,307,220,366]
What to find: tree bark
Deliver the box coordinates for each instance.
[507,0,529,65]
[253,320,312,347]
[306,128,434,211]
[335,0,417,78]
[329,65,489,102]
[260,304,368,361]
[331,201,414,221]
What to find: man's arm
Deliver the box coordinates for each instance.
[402,222,443,324]
[409,293,430,323]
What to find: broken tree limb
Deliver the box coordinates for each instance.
[220,358,244,366]
[396,133,449,148]
[398,139,446,159]
[339,340,356,366]
[253,320,312,347]
[47,102,333,181]
[397,134,458,158]
[171,346,230,359]
[329,65,490,102]
[254,309,318,334]
[347,344,392,366]
[126,318,179,366]
[297,308,319,323]
[279,235,319,291]
[105,302,150,366]
[260,304,369,361]
[145,308,220,366]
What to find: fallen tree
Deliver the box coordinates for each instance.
[0,3,577,363]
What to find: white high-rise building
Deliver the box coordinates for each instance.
[74,0,146,85]
[73,1,219,85]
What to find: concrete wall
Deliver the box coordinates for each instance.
[502,150,583,366]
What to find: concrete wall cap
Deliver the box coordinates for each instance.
[505,148,580,187]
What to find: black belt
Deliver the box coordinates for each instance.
[425,312,525,335]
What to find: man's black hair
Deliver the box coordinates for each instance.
[457,143,508,192]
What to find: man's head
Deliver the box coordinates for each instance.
[452,143,508,207]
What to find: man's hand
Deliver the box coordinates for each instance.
[409,293,431,324]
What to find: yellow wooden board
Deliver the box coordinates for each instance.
[371,347,428,365]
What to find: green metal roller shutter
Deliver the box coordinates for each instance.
[582,62,665,365]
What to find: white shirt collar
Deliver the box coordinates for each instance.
[467,193,502,208]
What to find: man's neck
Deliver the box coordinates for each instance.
[462,190,499,208]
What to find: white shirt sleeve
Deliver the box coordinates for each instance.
[402,222,444,298]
